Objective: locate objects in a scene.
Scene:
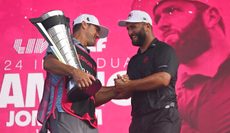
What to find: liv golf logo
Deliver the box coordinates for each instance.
[13,38,48,54]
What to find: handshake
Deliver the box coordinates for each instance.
[113,74,131,93]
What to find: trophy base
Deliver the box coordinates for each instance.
[67,79,102,102]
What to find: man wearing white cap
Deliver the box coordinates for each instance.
[132,0,230,133]
[114,10,181,133]
[39,14,120,133]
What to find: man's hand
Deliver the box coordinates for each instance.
[71,68,96,90]
[122,74,130,82]
[114,74,130,92]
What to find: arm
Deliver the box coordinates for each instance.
[114,72,171,92]
[94,86,120,107]
[44,54,95,89]
[113,91,132,99]
[113,74,132,99]
[94,74,132,104]
[114,43,178,92]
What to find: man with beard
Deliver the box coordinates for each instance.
[132,0,230,132]
[114,10,181,133]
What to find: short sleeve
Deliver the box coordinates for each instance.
[155,44,179,77]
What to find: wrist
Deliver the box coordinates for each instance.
[69,66,78,77]
[113,87,121,94]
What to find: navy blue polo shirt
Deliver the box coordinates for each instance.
[127,38,179,117]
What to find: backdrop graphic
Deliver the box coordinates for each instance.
[0,0,135,132]
[132,0,230,133]
[1,0,230,133]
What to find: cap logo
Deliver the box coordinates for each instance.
[143,17,146,20]
[87,17,90,21]
[127,13,133,20]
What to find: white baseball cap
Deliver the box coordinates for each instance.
[73,14,109,38]
[118,10,152,27]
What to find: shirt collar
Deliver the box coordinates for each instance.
[137,38,158,54]
[72,38,90,53]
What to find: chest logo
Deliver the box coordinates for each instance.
[143,56,149,63]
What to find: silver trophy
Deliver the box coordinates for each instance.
[29,10,101,102]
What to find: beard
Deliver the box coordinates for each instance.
[168,14,211,64]
[130,26,147,47]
